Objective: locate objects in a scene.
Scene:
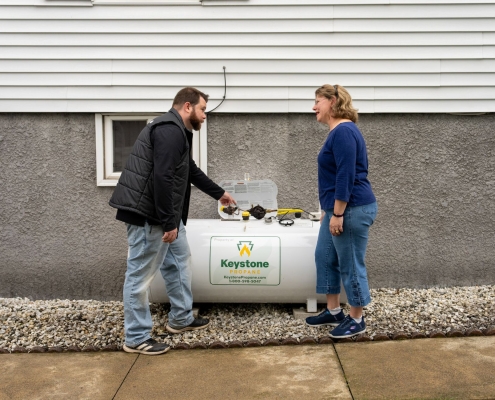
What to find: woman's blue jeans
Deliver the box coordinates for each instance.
[315,202,377,307]
[124,221,194,346]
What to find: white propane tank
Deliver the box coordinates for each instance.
[148,217,347,304]
[148,179,347,306]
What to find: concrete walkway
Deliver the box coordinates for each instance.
[1,336,495,400]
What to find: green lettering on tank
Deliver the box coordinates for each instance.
[220,259,269,268]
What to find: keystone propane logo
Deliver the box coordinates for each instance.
[221,241,269,269]
[237,241,253,257]
[210,236,281,285]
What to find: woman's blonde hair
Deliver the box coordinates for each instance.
[315,84,358,123]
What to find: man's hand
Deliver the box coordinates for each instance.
[219,191,236,206]
[162,228,178,243]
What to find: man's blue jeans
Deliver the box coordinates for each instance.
[315,202,377,307]
[124,221,194,346]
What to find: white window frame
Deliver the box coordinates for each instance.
[91,0,200,4]
[44,0,201,4]
[95,113,208,187]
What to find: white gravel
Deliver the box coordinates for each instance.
[1,285,494,351]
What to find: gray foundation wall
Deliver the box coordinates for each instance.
[1,113,494,300]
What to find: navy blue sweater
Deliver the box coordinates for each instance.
[318,122,376,209]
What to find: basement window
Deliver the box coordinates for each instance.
[95,114,207,187]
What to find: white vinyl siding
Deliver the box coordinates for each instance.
[0,1,494,113]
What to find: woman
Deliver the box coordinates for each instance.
[306,84,377,339]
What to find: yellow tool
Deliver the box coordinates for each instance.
[276,208,304,215]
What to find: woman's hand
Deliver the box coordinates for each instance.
[330,215,343,236]
[331,200,347,236]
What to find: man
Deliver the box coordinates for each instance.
[109,87,235,355]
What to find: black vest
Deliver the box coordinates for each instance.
[109,110,189,229]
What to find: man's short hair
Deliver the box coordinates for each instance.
[172,87,209,108]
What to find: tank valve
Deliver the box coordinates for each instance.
[248,205,277,220]
[220,205,239,215]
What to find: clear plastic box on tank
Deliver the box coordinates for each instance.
[217,179,278,220]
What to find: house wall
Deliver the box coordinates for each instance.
[1,112,494,300]
[1,1,494,299]
[0,1,494,113]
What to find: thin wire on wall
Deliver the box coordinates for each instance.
[207,66,227,114]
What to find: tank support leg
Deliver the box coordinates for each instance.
[306,298,317,313]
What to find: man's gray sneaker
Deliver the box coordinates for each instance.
[166,317,210,334]
[123,338,170,355]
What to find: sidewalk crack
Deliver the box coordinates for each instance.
[333,343,355,400]
[112,354,140,400]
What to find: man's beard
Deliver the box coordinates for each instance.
[190,109,203,131]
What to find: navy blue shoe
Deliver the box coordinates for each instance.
[305,308,345,327]
[329,315,366,338]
